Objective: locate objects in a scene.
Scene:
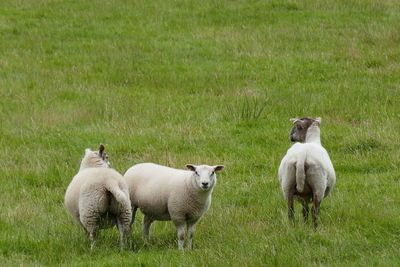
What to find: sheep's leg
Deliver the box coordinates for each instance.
[312,195,321,228]
[286,189,295,225]
[301,201,309,222]
[89,230,97,250]
[117,220,125,250]
[174,222,186,250]
[186,222,196,249]
[79,189,105,250]
[84,222,98,250]
[117,217,131,250]
[80,211,99,250]
[83,228,89,238]
[142,215,153,243]
[131,206,138,227]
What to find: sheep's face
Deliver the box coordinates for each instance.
[186,164,224,191]
[289,117,318,142]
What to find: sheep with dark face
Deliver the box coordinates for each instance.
[64,145,132,249]
[278,117,335,227]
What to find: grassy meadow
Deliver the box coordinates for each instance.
[1,0,400,265]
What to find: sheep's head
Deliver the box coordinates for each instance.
[185,164,224,191]
[289,117,321,142]
[80,144,111,170]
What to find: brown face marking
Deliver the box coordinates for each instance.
[289,117,315,142]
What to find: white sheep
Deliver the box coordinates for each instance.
[278,117,335,227]
[124,163,224,249]
[64,145,132,249]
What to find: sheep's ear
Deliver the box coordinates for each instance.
[290,118,299,124]
[85,148,92,155]
[214,165,224,172]
[99,144,105,156]
[185,164,196,172]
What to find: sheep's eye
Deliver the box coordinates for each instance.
[195,171,199,175]
[211,171,215,176]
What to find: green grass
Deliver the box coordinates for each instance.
[1,0,400,265]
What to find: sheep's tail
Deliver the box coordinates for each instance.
[296,151,306,193]
[104,179,131,210]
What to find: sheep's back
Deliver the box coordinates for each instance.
[302,144,334,175]
[286,143,331,170]
[65,168,125,221]
[78,168,121,191]
[124,163,189,219]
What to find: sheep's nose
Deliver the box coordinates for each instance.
[202,182,209,188]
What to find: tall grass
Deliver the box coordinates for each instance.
[226,96,269,121]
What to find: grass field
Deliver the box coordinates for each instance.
[1,0,400,266]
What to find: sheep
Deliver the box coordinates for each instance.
[124,163,224,249]
[64,144,132,249]
[278,117,336,227]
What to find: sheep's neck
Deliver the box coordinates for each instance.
[79,156,107,170]
[305,126,321,144]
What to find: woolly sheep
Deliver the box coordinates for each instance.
[278,117,336,227]
[124,163,224,249]
[64,145,132,249]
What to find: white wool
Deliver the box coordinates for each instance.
[64,148,132,249]
[124,163,223,249]
[278,118,335,227]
